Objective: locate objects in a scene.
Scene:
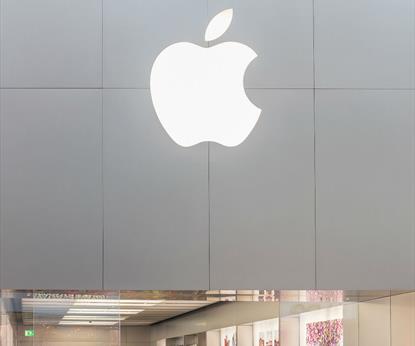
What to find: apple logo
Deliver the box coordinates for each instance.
[150,8,261,147]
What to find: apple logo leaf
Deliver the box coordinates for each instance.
[205,8,233,42]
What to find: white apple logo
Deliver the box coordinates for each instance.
[150,8,261,147]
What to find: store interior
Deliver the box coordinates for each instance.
[0,290,414,345]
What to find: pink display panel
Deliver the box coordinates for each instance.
[306,319,343,346]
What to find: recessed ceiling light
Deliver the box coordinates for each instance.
[62,315,127,321]
[58,321,118,326]
[73,299,163,307]
[67,309,143,315]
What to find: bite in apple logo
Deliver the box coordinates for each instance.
[150,8,261,147]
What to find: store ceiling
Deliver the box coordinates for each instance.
[19,294,213,326]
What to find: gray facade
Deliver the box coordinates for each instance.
[0,0,413,289]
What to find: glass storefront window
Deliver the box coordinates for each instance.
[0,290,413,346]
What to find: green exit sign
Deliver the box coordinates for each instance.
[25,329,35,337]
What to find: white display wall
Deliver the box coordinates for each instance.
[220,326,237,346]
[253,318,279,346]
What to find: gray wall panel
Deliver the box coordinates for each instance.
[0,90,103,289]
[103,90,209,290]
[315,0,415,88]
[103,0,207,88]
[208,0,313,88]
[1,0,102,88]
[316,90,415,289]
[210,89,315,289]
